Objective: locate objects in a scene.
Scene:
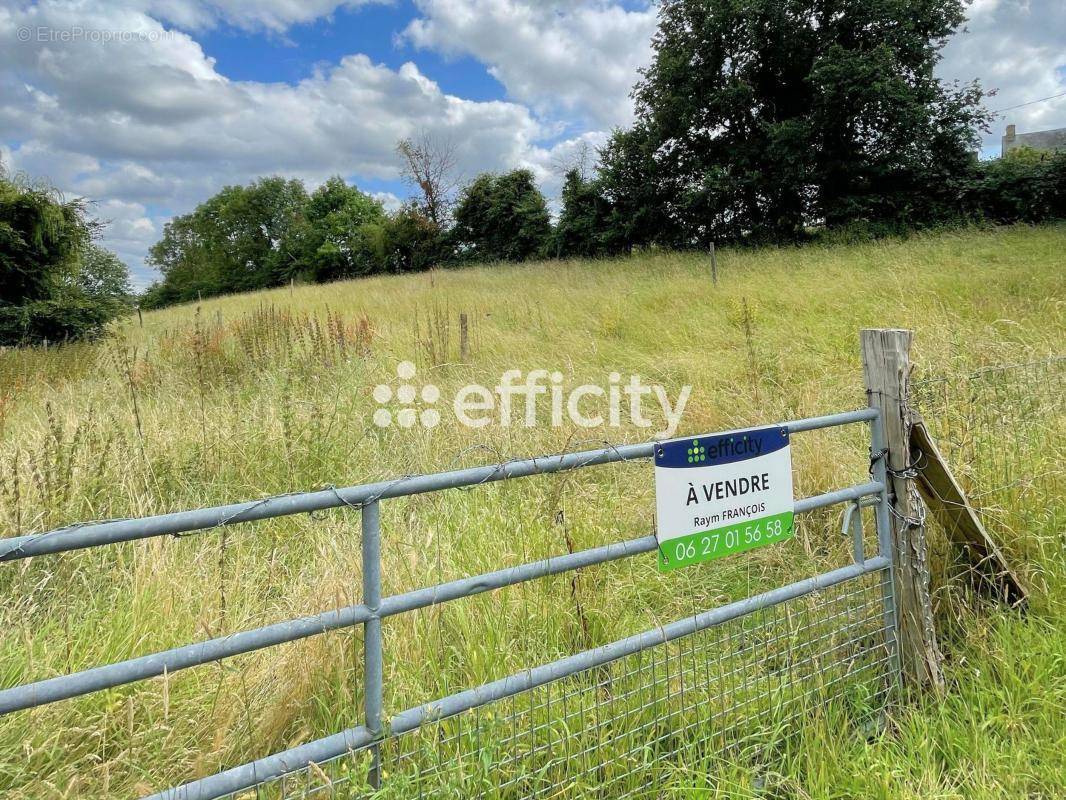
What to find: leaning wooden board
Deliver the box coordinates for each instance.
[911,415,1028,608]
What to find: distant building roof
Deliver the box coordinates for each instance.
[1002,124,1066,157]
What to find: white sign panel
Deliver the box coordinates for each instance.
[654,426,795,571]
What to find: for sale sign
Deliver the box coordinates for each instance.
[654,426,794,572]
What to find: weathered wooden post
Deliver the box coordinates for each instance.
[861,328,944,690]
[710,242,719,285]
[459,312,470,363]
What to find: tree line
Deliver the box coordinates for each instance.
[140,160,558,309]
[5,0,1066,336]
[143,0,1066,310]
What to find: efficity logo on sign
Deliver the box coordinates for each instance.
[654,426,795,572]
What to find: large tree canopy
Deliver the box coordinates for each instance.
[451,169,551,263]
[552,168,622,258]
[147,176,308,305]
[281,177,386,283]
[0,176,91,306]
[606,0,990,247]
[145,176,396,306]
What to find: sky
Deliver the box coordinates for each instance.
[2,0,1065,288]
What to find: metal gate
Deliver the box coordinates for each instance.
[0,406,900,799]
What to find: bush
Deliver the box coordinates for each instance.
[381,206,449,272]
[451,170,551,262]
[551,168,625,258]
[963,148,1066,224]
[0,171,131,347]
[0,295,113,345]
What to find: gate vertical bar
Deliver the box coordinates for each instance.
[868,405,902,687]
[362,500,383,788]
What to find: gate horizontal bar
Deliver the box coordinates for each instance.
[144,555,890,800]
[0,408,877,562]
[0,481,881,716]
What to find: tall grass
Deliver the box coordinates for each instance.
[0,224,1063,798]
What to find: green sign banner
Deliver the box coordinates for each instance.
[657,511,794,571]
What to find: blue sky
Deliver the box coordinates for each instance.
[191,1,528,205]
[199,3,501,98]
[2,1,1065,286]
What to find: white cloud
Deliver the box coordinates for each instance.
[90,199,158,286]
[2,0,1064,287]
[128,0,385,34]
[516,129,611,199]
[938,0,1066,151]
[403,0,657,129]
[0,0,570,282]
[371,190,402,211]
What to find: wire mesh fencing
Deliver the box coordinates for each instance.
[912,356,1065,561]
[214,569,894,800]
[202,356,1066,800]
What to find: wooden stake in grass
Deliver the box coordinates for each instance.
[459,312,470,363]
[710,241,718,284]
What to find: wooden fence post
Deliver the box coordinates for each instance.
[710,242,718,285]
[459,312,470,363]
[861,328,944,690]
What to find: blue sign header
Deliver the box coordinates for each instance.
[655,426,789,469]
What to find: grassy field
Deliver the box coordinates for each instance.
[0,224,1063,798]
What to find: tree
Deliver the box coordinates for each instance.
[78,245,132,308]
[0,168,131,345]
[381,204,449,273]
[207,177,308,291]
[596,126,673,251]
[609,0,990,244]
[0,172,92,305]
[549,139,594,183]
[148,176,308,303]
[396,131,457,229]
[452,169,551,262]
[142,213,219,307]
[552,168,619,258]
[280,177,386,282]
[963,148,1066,224]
